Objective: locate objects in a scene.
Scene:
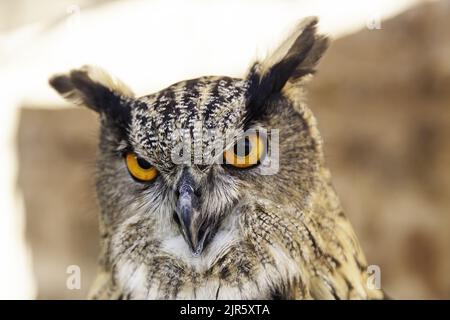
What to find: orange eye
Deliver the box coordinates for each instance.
[125,153,158,182]
[223,133,265,168]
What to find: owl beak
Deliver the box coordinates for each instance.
[175,175,210,256]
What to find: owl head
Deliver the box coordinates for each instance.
[49,17,328,258]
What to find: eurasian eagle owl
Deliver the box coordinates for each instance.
[49,17,384,299]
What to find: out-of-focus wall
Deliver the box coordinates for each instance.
[309,1,450,299]
[17,109,100,299]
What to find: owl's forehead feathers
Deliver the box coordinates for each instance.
[128,76,249,161]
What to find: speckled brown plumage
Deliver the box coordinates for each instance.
[49,17,384,300]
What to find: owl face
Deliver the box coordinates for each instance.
[95,73,308,255]
[104,76,252,255]
[50,17,330,296]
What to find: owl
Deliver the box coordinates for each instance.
[49,17,384,299]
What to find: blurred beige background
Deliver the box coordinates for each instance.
[1,0,449,299]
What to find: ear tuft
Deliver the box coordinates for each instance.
[73,65,134,98]
[49,65,134,131]
[49,65,134,110]
[245,17,329,125]
[257,17,328,84]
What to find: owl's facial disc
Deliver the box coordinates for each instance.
[174,169,214,255]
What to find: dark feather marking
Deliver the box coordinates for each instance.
[215,282,221,300]
[302,222,323,257]
[354,255,367,272]
[324,253,342,269]
[270,285,288,300]
[343,275,354,299]
[219,265,231,280]
[158,88,177,137]
[203,77,234,127]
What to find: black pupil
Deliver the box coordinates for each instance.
[234,138,252,157]
[137,157,152,169]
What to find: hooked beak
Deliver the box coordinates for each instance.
[175,172,211,256]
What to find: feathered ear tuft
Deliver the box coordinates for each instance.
[245,17,329,124]
[49,65,134,130]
